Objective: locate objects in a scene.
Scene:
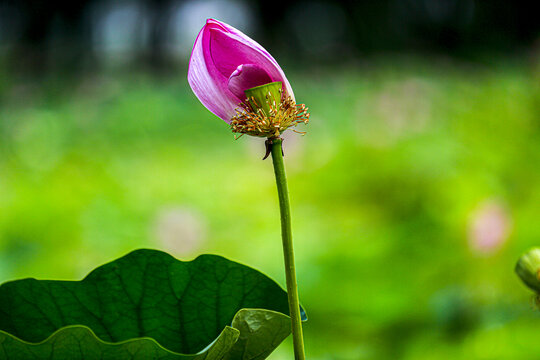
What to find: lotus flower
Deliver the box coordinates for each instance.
[188,19,309,138]
[188,20,309,360]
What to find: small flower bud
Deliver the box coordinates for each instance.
[515,248,540,293]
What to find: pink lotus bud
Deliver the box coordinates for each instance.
[187,19,308,138]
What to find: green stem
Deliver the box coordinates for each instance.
[270,138,306,360]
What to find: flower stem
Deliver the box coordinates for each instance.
[270,138,306,360]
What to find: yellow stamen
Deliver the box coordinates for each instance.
[230,91,310,138]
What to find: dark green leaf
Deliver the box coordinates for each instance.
[0,249,306,359]
[0,325,239,360]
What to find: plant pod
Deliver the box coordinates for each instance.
[245,81,283,117]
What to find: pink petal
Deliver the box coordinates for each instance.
[227,64,273,99]
[187,19,295,123]
[187,23,238,122]
[206,23,295,100]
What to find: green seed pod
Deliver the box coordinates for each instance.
[244,81,283,117]
[231,81,309,138]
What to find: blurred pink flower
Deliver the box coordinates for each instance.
[187,18,294,123]
[153,207,207,256]
[468,200,511,255]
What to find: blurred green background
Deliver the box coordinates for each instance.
[1,0,540,359]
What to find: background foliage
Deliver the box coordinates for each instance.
[2,58,540,359]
